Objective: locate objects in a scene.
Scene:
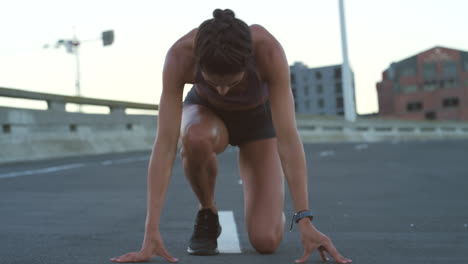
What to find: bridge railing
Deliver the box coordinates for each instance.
[0,87,157,114]
[1,87,468,164]
[296,115,468,142]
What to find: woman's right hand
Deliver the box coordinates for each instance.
[110,232,179,263]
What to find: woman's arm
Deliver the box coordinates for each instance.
[253,24,308,214]
[144,44,189,238]
[254,25,352,264]
[110,32,196,263]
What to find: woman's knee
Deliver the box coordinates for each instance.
[248,230,283,254]
[181,124,216,158]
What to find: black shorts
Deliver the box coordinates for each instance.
[183,86,276,146]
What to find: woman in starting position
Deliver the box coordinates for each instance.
[111,9,352,264]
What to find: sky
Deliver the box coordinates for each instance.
[0,0,466,114]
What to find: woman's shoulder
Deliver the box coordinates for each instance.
[168,28,198,58]
[166,28,199,83]
[250,24,285,82]
[250,24,278,48]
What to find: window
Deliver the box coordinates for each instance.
[334,67,341,79]
[407,102,423,112]
[336,97,344,108]
[423,80,437,91]
[304,100,310,110]
[315,71,322,80]
[318,98,324,108]
[335,82,342,93]
[425,111,436,120]
[422,63,436,80]
[443,61,457,78]
[442,97,459,108]
[401,85,418,93]
[316,84,323,94]
[401,67,416,77]
[290,73,296,84]
[304,85,309,96]
[69,124,78,132]
[444,79,457,89]
[2,124,11,134]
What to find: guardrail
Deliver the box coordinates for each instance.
[0,87,157,113]
[0,87,158,164]
[1,86,468,164]
[296,116,468,142]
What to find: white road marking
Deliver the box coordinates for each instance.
[101,156,149,166]
[218,211,242,253]
[319,150,335,157]
[0,163,86,179]
[0,155,151,179]
[238,179,243,185]
[354,144,368,150]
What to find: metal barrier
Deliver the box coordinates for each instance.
[1,87,468,164]
[0,87,157,113]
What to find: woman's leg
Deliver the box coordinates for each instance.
[238,138,285,254]
[180,104,229,212]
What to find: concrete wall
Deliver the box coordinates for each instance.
[296,115,468,143]
[0,87,158,164]
[2,87,468,164]
[0,106,157,164]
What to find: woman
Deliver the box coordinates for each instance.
[110,9,352,264]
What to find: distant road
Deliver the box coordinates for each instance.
[1,140,468,264]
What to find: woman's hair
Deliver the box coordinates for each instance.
[194,9,253,75]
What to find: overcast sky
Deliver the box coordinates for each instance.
[0,0,466,114]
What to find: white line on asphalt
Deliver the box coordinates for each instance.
[0,163,86,179]
[319,150,335,157]
[0,155,151,179]
[354,144,369,151]
[218,211,242,253]
[101,156,150,166]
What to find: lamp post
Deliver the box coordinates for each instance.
[339,0,357,122]
[44,28,114,110]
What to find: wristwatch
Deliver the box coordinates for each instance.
[289,210,313,231]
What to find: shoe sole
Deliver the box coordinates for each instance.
[187,246,219,256]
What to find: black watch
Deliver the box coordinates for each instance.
[289,210,313,231]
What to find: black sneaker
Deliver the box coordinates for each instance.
[187,208,222,255]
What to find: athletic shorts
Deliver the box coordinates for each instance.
[183,86,276,146]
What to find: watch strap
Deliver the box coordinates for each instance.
[289,210,314,231]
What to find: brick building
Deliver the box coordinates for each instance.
[377,46,468,121]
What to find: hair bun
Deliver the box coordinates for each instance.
[213,9,235,22]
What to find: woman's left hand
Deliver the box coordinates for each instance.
[295,220,352,263]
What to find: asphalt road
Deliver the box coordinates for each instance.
[1,140,467,264]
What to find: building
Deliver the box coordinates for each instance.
[290,62,355,116]
[377,46,468,121]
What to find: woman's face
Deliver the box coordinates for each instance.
[201,71,246,96]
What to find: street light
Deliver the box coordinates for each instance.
[43,28,115,107]
[338,0,357,122]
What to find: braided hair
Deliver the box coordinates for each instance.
[194,9,254,75]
